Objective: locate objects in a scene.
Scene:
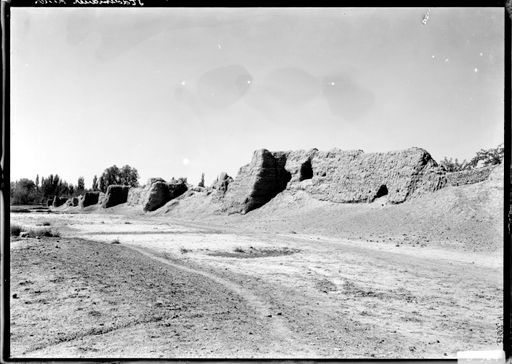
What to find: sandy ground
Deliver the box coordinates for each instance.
[9,205,503,359]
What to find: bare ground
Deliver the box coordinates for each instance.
[10,198,503,358]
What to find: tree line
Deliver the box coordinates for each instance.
[10,165,139,205]
[439,144,504,172]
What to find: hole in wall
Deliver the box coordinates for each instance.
[299,159,313,181]
[375,185,388,198]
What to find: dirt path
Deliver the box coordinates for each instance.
[127,244,319,357]
[11,236,318,358]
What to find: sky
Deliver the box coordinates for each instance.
[10,7,504,187]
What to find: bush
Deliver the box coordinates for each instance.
[111,239,121,244]
[28,227,60,238]
[10,224,22,237]
[11,224,59,238]
[439,157,468,172]
[234,247,245,253]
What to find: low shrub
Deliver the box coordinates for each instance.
[10,224,23,236]
[28,227,60,238]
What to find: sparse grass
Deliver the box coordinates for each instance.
[28,227,60,238]
[180,247,191,254]
[11,223,60,238]
[111,239,121,245]
[209,246,300,259]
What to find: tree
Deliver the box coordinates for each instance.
[439,157,468,172]
[92,175,98,191]
[35,174,39,189]
[467,144,504,168]
[119,165,139,187]
[440,144,504,173]
[40,174,72,200]
[100,165,120,192]
[77,177,85,192]
[11,178,38,205]
[41,174,56,199]
[198,173,205,188]
[99,165,139,192]
[99,175,106,193]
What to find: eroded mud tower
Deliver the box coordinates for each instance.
[102,185,130,208]
[79,191,100,208]
[222,149,292,214]
[52,196,68,207]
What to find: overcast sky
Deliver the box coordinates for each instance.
[11,7,504,187]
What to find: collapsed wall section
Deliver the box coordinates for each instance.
[445,165,495,186]
[127,178,188,212]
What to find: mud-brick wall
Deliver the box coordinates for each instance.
[445,165,495,186]
[223,147,449,214]
[285,147,447,204]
